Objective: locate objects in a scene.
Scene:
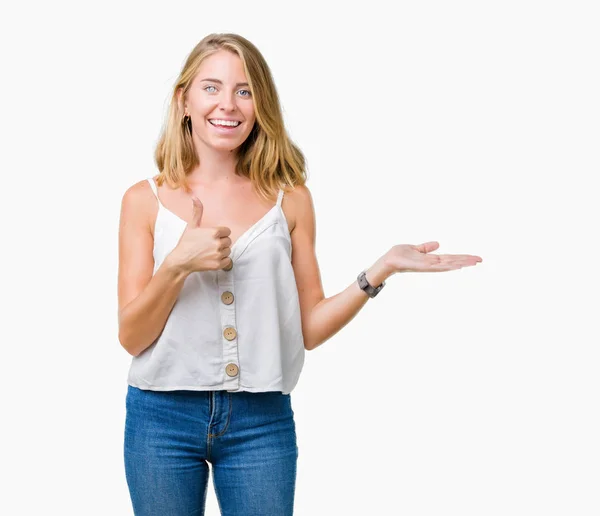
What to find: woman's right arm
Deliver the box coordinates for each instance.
[117,181,189,357]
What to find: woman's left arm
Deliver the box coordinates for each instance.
[289,185,482,351]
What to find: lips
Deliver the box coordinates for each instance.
[207,119,243,134]
[208,119,241,127]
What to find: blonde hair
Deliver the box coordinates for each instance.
[154,33,307,201]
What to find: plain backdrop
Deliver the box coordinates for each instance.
[1,0,598,515]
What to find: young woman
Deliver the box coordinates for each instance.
[118,32,482,515]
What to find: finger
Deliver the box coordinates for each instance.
[439,254,483,264]
[219,235,232,248]
[414,241,440,254]
[215,226,232,237]
[189,196,203,228]
[430,255,480,269]
[221,256,233,270]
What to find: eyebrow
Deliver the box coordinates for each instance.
[199,78,249,87]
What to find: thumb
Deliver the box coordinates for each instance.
[188,196,203,228]
[414,241,440,254]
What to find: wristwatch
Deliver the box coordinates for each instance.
[357,270,386,298]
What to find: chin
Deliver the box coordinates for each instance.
[210,141,244,152]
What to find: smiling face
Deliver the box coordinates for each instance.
[182,49,256,154]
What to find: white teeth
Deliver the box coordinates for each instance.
[209,119,240,127]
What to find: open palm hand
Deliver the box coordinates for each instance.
[385,241,482,273]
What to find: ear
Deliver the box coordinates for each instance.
[176,87,186,112]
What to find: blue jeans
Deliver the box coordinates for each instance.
[124,385,298,515]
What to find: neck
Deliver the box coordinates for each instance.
[186,135,248,188]
[188,151,244,189]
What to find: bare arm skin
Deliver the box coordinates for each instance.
[289,185,392,351]
[290,185,482,351]
[117,180,189,357]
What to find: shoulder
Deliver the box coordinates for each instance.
[120,177,159,234]
[122,176,155,199]
[283,184,315,234]
[286,183,313,204]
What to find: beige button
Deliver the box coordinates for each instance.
[225,363,239,377]
[223,259,233,271]
[221,291,234,305]
[223,326,237,340]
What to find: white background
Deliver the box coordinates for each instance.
[1,0,598,514]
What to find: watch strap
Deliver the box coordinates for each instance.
[357,270,385,298]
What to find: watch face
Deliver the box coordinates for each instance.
[358,271,385,298]
[358,272,369,289]
[357,272,372,293]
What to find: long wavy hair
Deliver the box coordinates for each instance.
[154,33,307,201]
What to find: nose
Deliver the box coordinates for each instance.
[219,91,237,112]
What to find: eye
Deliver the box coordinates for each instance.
[204,85,217,93]
[238,89,251,97]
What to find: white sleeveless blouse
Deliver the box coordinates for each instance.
[126,178,305,394]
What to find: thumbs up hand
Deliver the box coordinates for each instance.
[187,194,205,229]
[168,196,233,274]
